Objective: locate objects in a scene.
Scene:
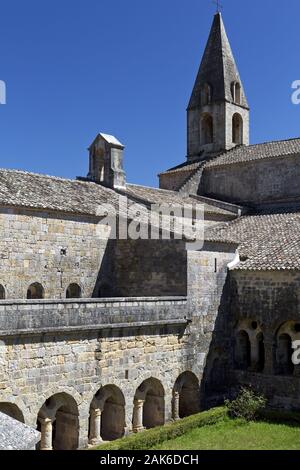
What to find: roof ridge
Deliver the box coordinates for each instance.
[221,136,300,155]
[0,167,77,183]
[0,167,113,190]
[127,183,185,196]
[204,136,300,169]
[246,136,300,148]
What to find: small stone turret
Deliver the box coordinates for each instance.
[87,133,126,189]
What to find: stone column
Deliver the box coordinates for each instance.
[172,392,180,421]
[40,418,53,451]
[89,408,102,445]
[132,400,145,433]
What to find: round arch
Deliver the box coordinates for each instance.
[235,330,251,370]
[66,283,82,299]
[89,384,125,443]
[232,113,243,145]
[37,392,79,450]
[0,402,24,423]
[231,81,241,104]
[27,282,44,300]
[274,322,297,376]
[133,377,165,431]
[173,371,200,419]
[200,113,214,145]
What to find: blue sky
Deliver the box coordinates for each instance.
[0,0,299,187]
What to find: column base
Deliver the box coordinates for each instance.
[88,438,103,447]
[133,426,145,433]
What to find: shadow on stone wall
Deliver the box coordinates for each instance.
[92,239,117,298]
[199,274,233,410]
[93,238,188,299]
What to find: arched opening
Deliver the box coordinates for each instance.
[66,283,81,299]
[133,378,165,432]
[89,385,125,444]
[201,113,213,145]
[235,83,241,104]
[232,113,243,145]
[0,403,24,423]
[231,81,241,104]
[0,285,5,300]
[276,334,294,376]
[27,282,44,300]
[231,82,235,101]
[202,83,212,106]
[173,372,199,420]
[37,393,79,450]
[256,333,265,372]
[235,330,251,370]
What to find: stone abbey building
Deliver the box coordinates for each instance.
[1,12,300,450]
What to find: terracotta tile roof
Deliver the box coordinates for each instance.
[205,211,300,271]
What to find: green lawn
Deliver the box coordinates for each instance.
[153,417,300,450]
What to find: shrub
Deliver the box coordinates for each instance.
[90,407,227,451]
[225,387,267,421]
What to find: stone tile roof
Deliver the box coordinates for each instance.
[159,161,201,176]
[125,184,234,216]
[188,13,248,110]
[205,211,300,271]
[0,412,40,450]
[0,168,122,216]
[98,133,124,148]
[205,138,300,169]
[0,168,233,218]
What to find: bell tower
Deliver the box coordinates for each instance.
[187,13,249,162]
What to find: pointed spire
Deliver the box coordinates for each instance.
[188,13,248,109]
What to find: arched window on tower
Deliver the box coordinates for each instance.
[232,113,243,145]
[231,81,241,105]
[27,282,44,300]
[235,83,241,104]
[202,83,212,106]
[201,113,214,145]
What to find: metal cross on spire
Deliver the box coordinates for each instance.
[213,0,223,13]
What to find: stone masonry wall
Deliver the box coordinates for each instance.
[202,155,300,206]
[114,239,187,297]
[0,298,201,448]
[159,170,194,192]
[186,242,237,408]
[0,207,191,300]
[0,207,109,299]
[228,270,300,409]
